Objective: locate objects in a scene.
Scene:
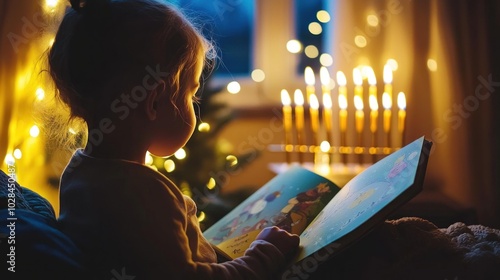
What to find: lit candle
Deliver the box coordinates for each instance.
[305,66,315,103]
[382,92,392,147]
[354,95,364,134]
[309,93,320,147]
[320,67,331,95]
[369,95,378,134]
[322,93,333,145]
[294,89,305,163]
[397,92,406,147]
[336,71,348,134]
[367,66,377,104]
[383,64,393,101]
[353,67,363,102]
[338,93,348,164]
[354,95,364,163]
[281,89,293,164]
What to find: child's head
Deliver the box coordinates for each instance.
[48,0,213,157]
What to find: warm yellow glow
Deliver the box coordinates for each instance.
[206,177,216,190]
[13,149,22,159]
[174,148,187,160]
[317,10,331,23]
[251,69,265,82]
[148,165,158,171]
[227,81,241,94]
[319,53,333,66]
[369,95,379,111]
[180,181,191,197]
[336,71,347,86]
[294,89,304,106]
[319,67,330,87]
[382,92,392,109]
[338,94,348,110]
[427,59,438,72]
[48,37,55,47]
[354,35,367,48]
[226,155,238,167]
[354,95,364,111]
[308,22,322,35]
[5,154,15,165]
[322,93,332,109]
[397,92,406,110]
[309,94,319,110]
[198,122,210,132]
[36,87,45,100]
[145,151,153,165]
[383,64,393,84]
[367,15,379,26]
[281,89,291,106]
[197,211,206,222]
[387,59,398,71]
[304,45,319,58]
[353,68,363,86]
[286,40,302,53]
[29,125,40,137]
[68,127,77,135]
[164,159,175,172]
[304,67,315,86]
[366,67,377,85]
[320,141,331,153]
[46,0,58,8]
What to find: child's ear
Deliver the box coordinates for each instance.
[145,82,166,120]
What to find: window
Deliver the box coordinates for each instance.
[170,0,255,77]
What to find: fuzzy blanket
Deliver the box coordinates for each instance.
[309,217,500,280]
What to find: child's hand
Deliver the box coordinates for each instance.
[255,226,300,257]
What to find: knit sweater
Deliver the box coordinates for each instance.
[58,149,286,280]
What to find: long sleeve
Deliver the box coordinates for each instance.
[58,150,288,280]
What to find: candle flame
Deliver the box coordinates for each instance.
[397,92,406,110]
[310,94,319,109]
[354,95,364,110]
[281,89,291,106]
[305,66,315,85]
[353,68,363,86]
[382,92,392,109]
[367,67,377,85]
[294,89,304,106]
[383,64,393,84]
[338,94,348,110]
[322,93,332,109]
[336,71,347,86]
[320,67,330,86]
[369,95,379,111]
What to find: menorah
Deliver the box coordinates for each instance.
[269,64,406,184]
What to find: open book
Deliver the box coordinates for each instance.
[203,136,432,273]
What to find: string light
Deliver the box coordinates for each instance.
[286,40,302,53]
[206,177,216,190]
[304,45,319,58]
[35,88,45,100]
[174,148,186,160]
[227,81,241,94]
[145,151,154,165]
[29,125,40,137]
[198,122,210,132]
[163,159,175,172]
[316,10,331,23]
[13,149,22,159]
[251,69,265,82]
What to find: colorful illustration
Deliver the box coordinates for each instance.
[297,137,426,260]
[203,166,339,258]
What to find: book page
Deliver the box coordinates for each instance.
[297,137,427,260]
[203,166,340,259]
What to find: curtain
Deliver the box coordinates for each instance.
[329,0,499,227]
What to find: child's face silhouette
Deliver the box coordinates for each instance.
[147,54,203,157]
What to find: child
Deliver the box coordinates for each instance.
[48,0,299,279]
